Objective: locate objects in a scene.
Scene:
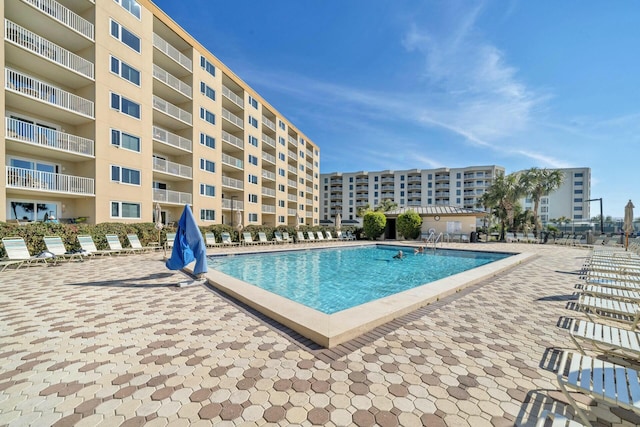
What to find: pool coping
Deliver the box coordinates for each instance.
[200,243,536,347]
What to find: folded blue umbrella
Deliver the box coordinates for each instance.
[166,204,208,275]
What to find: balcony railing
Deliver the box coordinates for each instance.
[287,165,297,174]
[288,208,297,216]
[153,95,192,125]
[153,188,192,205]
[262,134,275,148]
[6,117,94,156]
[152,64,191,98]
[288,195,298,202]
[5,20,94,79]
[262,205,276,214]
[152,157,192,179]
[152,126,192,152]
[6,68,94,117]
[262,187,276,197]
[222,176,243,190]
[262,170,275,181]
[306,186,313,194]
[287,150,297,161]
[24,0,94,40]
[152,33,192,71]
[288,136,298,146]
[221,153,243,169]
[222,199,244,210]
[222,86,244,108]
[222,108,243,129]
[262,152,276,164]
[6,166,94,195]
[221,130,243,150]
[287,179,297,188]
[262,116,276,131]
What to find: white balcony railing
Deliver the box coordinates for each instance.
[6,117,94,156]
[262,187,276,197]
[262,152,276,164]
[221,130,243,149]
[262,205,276,214]
[153,188,192,205]
[152,157,192,179]
[24,0,94,40]
[6,166,94,195]
[222,108,243,129]
[287,165,297,174]
[221,199,244,210]
[153,95,192,125]
[287,150,297,161]
[152,64,192,98]
[262,116,276,131]
[287,179,297,188]
[221,153,243,169]
[152,33,192,71]
[222,86,244,108]
[222,176,243,190]
[288,136,298,146]
[288,209,297,216]
[262,170,275,181]
[287,194,298,202]
[306,186,313,194]
[152,126,192,152]
[262,134,275,148]
[6,68,94,117]
[5,20,94,79]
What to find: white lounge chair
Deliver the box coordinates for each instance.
[242,232,260,245]
[205,232,219,247]
[315,231,325,241]
[1,236,49,271]
[272,231,285,244]
[582,284,640,303]
[568,318,640,360]
[44,235,83,262]
[325,231,335,241]
[297,231,307,243]
[126,234,156,252]
[77,235,118,256]
[556,351,640,426]
[535,410,585,427]
[105,234,136,255]
[306,231,316,242]
[282,232,294,243]
[577,294,640,327]
[257,232,273,245]
[220,232,239,246]
[165,232,176,250]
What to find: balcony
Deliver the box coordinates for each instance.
[220,131,243,152]
[262,116,276,131]
[287,179,297,188]
[5,68,94,124]
[262,152,276,165]
[262,170,275,181]
[6,166,94,196]
[153,33,192,73]
[222,108,243,129]
[222,86,244,109]
[221,153,243,170]
[408,176,421,183]
[7,0,94,49]
[6,117,94,159]
[153,188,192,205]
[222,199,244,210]
[152,157,192,179]
[222,176,243,190]
[288,194,298,202]
[288,208,297,216]
[5,20,94,85]
[287,150,298,161]
[262,134,276,149]
[262,188,276,198]
[287,165,297,175]
[152,64,192,102]
[152,126,192,153]
[152,95,192,127]
[288,136,298,147]
[262,205,276,214]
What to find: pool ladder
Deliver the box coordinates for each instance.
[424,232,444,250]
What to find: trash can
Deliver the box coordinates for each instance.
[470,232,478,243]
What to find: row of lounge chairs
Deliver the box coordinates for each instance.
[0,234,159,272]
[171,230,357,248]
[542,237,640,426]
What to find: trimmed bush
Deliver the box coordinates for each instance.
[363,211,386,240]
[397,210,423,239]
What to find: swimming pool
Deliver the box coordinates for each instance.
[208,245,510,314]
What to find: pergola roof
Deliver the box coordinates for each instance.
[385,206,487,217]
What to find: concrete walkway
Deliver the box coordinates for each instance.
[1,242,639,426]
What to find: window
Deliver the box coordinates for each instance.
[200,184,215,197]
[200,82,216,101]
[110,20,140,52]
[574,198,583,203]
[574,189,583,194]
[111,201,141,219]
[299,151,305,158]
[114,0,141,19]
[200,209,215,221]
[200,159,215,173]
[574,181,583,186]
[248,136,258,147]
[111,129,140,152]
[456,190,461,196]
[111,165,140,185]
[200,133,215,149]
[278,200,285,208]
[278,215,285,223]
[248,155,258,166]
[248,194,258,203]
[279,137,286,146]
[574,173,583,178]
[278,152,285,161]
[456,173,461,179]
[200,108,215,125]
[299,165,304,172]
[278,184,285,192]
[248,213,258,222]
[248,95,258,109]
[200,56,215,77]
[248,174,258,184]
[249,116,258,128]
[574,214,583,220]
[279,120,286,130]
[110,56,140,85]
[574,206,583,211]
[111,93,140,118]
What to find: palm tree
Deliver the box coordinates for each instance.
[520,168,564,237]
[478,172,527,241]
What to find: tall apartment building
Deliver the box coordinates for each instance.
[2,0,320,227]
[519,167,591,224]
[320,166,505,223]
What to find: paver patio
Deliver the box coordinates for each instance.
[1,242,639,426]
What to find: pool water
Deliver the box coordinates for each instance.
[208,245,511,314]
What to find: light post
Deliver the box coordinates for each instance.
[230,195,237,229]
[587,198,604,234]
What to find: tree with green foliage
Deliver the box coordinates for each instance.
[396,210,422,239]
[520,168,564,237]
[362,211,386,240]
[375,199,398,212]
[478,172,527,241]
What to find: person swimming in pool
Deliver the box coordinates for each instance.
[393,250,404,260]
[414,246,424,254]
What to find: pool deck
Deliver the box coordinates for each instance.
[1,241,640,426]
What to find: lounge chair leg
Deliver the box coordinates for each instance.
[557,379,593,427]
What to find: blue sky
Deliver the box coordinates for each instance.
[153,0,639,218]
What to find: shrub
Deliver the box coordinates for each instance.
[397,210,422,239]
[363,211,386,240]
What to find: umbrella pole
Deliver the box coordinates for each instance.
[626,232,629,251]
